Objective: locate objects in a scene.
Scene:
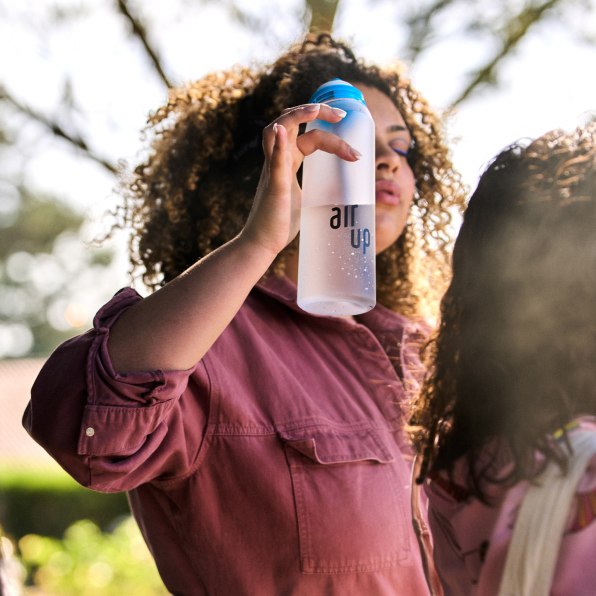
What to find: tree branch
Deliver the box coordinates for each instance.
[0,87,118,175]
[307,0,340,33]
[115,0,173,88]
[452,0,562,106]
[405,0,458,60]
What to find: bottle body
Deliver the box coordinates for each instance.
[297,84,376,316]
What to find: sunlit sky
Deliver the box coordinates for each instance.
[0,0,594,353]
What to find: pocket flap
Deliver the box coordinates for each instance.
[280,425,394,465]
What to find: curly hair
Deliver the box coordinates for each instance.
[410,122,596,499]
[115,33,466,316]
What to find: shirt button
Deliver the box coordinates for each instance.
[85,427,95,437]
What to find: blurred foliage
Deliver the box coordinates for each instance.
[0,188,82,254]
[0,468,165,594]
[0,187,117,357]
[0,466,130,540]
[15,517,168,595]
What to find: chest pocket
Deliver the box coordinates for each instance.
[279,424,413,574]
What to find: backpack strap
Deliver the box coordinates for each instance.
[498,430,596,596]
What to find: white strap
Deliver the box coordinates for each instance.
[498,430,596,596]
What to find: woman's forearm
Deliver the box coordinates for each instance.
[108,234,276,373]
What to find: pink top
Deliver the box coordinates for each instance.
[424,419,596,596]
[24,276,431,595]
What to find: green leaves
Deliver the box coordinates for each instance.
[17,517,168,595]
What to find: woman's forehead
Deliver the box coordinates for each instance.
[355,84,409,134]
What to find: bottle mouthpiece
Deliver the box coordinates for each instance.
[309,79,366,105]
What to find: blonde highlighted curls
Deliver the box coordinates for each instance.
[115,33,466,317]
[410,122,596,499]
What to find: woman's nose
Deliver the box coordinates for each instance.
[375,144,401,175]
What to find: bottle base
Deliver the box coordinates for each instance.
[297,295,375,316]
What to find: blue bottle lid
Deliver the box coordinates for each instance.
[309,79,366,105]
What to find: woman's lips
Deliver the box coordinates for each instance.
[375,179,401,206]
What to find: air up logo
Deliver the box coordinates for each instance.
[329,205,371,255]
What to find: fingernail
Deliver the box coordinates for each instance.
[350,147,362,159]
[305,103,321,112]
[332,107,347,118]
[273,123,279,134]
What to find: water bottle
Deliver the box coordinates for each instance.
[297,79,376,316]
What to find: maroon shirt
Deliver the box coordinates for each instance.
[24,276,431,595]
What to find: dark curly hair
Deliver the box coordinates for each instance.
[115,33,466,316]
[410,122,596,499]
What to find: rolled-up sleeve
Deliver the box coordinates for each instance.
[23,288,206,492]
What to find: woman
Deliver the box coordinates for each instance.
[25,34,465,594]
[410,123,596,595]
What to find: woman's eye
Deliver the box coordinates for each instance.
[390,139,413,158]
[392,147,409,157]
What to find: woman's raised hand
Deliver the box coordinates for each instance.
[240,103,360,258]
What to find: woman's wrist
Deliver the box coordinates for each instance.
[234,229,284,271]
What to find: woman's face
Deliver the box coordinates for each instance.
[354,84,416,254]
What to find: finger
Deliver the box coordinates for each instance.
[261,120,279,160]
[275,103,347,134]
[268,123,291,195]
[297,128,361,161]
[275,104,320,137]
[281,103,347,121]
[315,103,348,122]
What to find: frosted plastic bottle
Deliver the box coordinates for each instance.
[297,79,376,316]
